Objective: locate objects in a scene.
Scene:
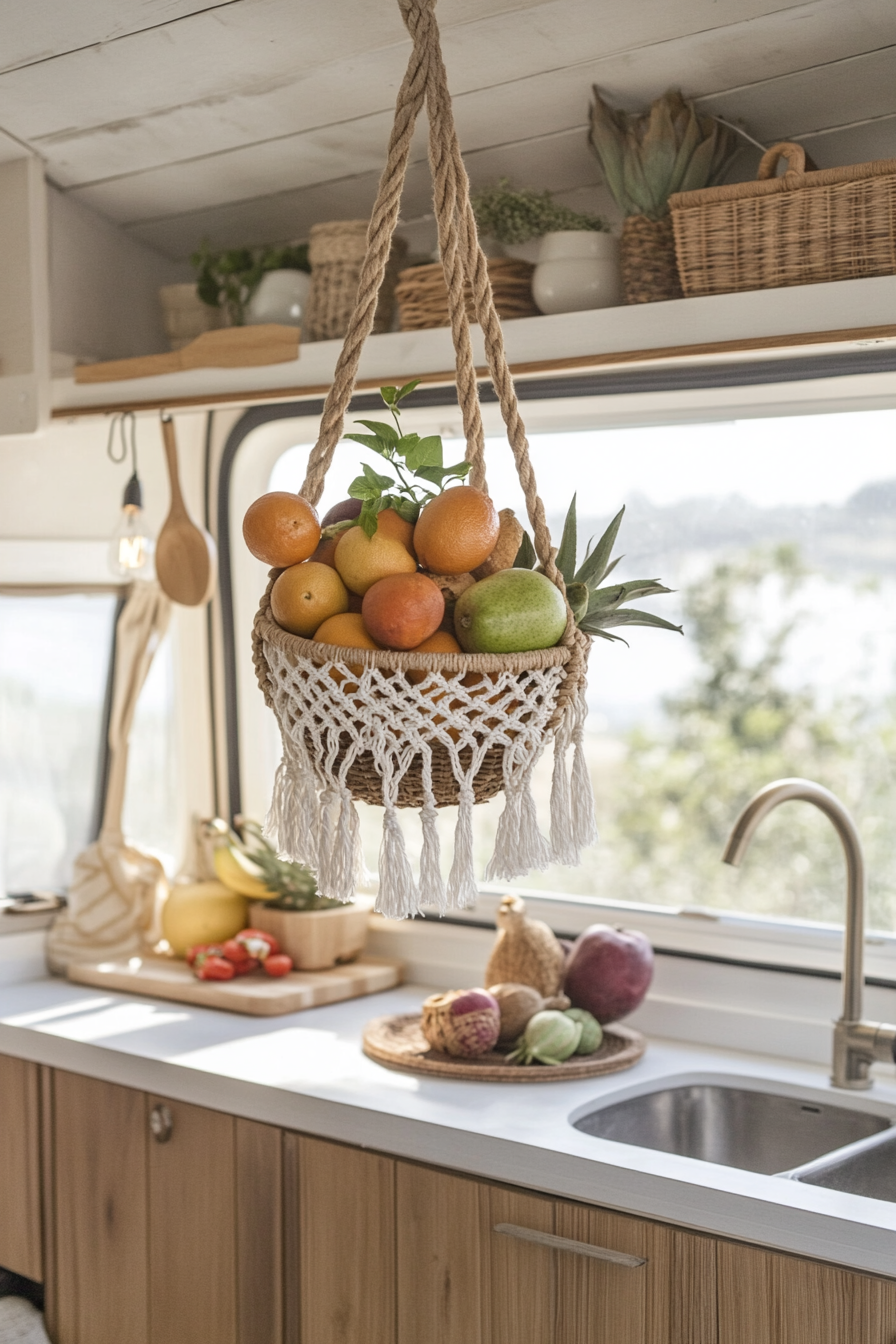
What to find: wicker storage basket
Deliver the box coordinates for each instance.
[395,257,538,329]
[252,0,594,919]
[669,142,896,298]
[303,222,408,341]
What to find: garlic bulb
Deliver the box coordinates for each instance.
[484,895,566,997]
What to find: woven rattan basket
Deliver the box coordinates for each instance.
[395,257,538,329]
[251,0,594,920]
[669,142,896,298]
[303,222,408,341]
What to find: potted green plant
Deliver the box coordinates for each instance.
[202,818,373,970]
[588,88,737,304]
[471,180,618,314]
[191,242,311,326]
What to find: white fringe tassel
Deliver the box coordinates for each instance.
[419,749,447,914]
[570,688,599,851]
[265,750,320,870]
[446,783,478,909]
[486,755,552,881]
[376,806,418,919]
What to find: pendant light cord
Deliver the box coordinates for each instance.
[106,412,139,477]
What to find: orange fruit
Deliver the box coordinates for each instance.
[362,573,445,651]
[375,507,416,554]
[313,612,380,650]
[314,611,381,687]
[413,486,499,575]
[243,492,320,567]
[271,561,348,637]
[334,526,417,595]
[407,630,462,685]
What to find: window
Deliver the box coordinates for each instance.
[0,592,117,895]
[0,591,181,896]
[233,396,896,934]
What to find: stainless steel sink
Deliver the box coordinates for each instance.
[792,1126,896,1200]
[572,1083,891,1175]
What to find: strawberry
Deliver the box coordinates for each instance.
[263,953,293,978]
[194,954,235,981]
[233,929,279,961]
[186,943,222,967]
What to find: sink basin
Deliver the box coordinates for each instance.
[572,1083,891,1175]
[792,1126,896,1201]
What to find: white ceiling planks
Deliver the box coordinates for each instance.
[0,0,892,259]
[0,0,242,74]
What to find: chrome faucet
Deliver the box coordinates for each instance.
[722,778,896,1090]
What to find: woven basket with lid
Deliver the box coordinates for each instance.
[252,0,594,919]
[669,142,896,298]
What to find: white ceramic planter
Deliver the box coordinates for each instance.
[245,268,311,326]
[532,231,622,314]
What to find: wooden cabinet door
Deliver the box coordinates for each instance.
[0,1054,42,1282]
[718,1239,896,1344]
[396,1162,484,1344]
[553,1200,717,1344]
[147,1095,237,1344]
[51,1070,149,1344]
[294,1135,395,1344]
[482,1184,555,1344]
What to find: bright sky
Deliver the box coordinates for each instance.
[271,407,896,517]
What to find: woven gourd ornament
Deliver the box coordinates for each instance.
[252,0,596,918]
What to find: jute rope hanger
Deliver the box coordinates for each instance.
[298,0,571,637]
[252,0,597,916]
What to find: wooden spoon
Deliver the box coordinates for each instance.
[155,413,217,606]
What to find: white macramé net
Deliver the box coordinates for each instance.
[262,641,597,919]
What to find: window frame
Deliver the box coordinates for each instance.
[219,352,896,980]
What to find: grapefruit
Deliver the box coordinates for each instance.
[362,572,444,650]
[271,561,349,637]
[334,526,417,595]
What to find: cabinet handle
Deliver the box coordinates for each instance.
[494,1224,646,1268]
[149,1103,173,1144]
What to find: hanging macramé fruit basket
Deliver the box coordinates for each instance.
[251,0,595,919]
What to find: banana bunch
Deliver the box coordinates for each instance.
[202,818,331,910]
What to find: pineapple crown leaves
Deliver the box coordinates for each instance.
[514,496,682,646]
[209,816,341,911]
[342,380,471,536]
[588,87,738,221]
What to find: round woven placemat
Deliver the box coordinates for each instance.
[362,1013,645,1082]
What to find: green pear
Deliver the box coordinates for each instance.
[454,569,567,654]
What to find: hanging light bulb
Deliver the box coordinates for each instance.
[107,413,154,578]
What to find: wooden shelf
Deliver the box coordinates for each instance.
[50,275,896,420]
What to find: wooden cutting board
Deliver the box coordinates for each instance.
[73,324,299,383]
[68,954,403,1017]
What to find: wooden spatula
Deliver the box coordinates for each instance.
[155,413,217,606]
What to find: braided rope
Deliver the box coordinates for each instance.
[299,0,580,666]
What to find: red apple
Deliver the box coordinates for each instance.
[563,925,654,1024]
[321,498,363,528]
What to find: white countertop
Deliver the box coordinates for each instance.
[2,970,896,1279]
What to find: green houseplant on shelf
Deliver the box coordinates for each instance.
[202,817,373,970]
[588,88,737,304]
[191,242,311,326]
[470,180,618,313]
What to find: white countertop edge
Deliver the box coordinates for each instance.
[4,979,896,1279]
